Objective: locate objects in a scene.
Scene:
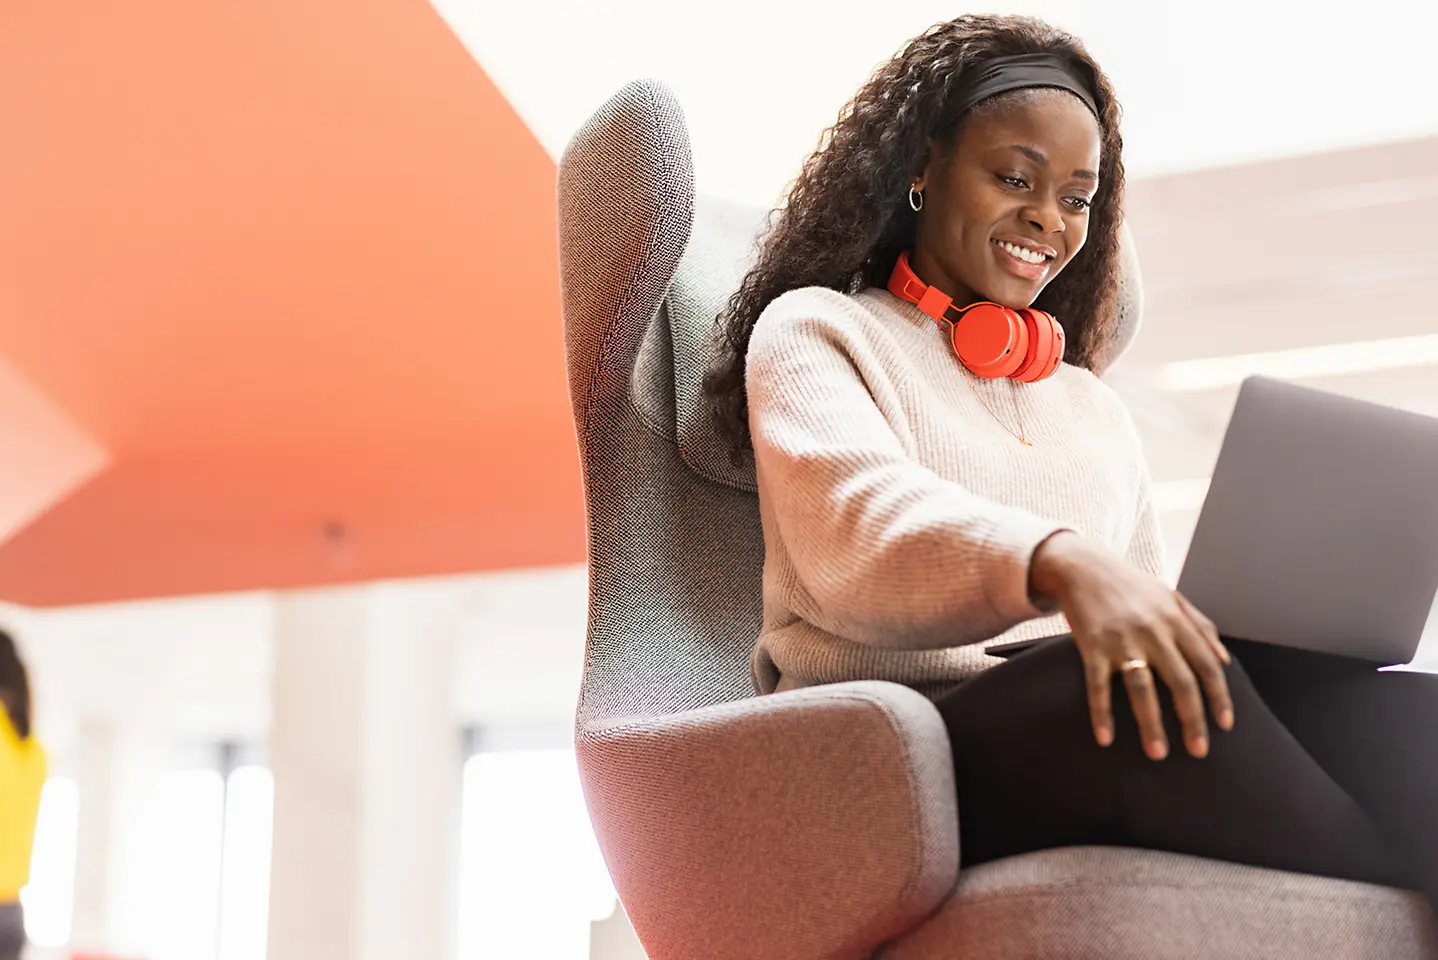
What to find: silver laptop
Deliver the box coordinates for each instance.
[1176,375,1438,665]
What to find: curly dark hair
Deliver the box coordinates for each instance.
[0,629,31,739]
[704,14,1125,458]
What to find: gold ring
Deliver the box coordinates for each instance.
[1119,658,1149,673]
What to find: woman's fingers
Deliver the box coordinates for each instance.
[1147,634,1209,758]
[1069,583,1235,761]
[1119,649,1168,761]
[1179,592,1230,667]
[1177,594,1236,731]
[1084,652,1115,747]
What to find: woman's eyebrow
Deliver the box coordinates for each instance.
[1006,144,1098,182]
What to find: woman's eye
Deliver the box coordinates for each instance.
[1065,197,1093,211]
[999,174,1028,189]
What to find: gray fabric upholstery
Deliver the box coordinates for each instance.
[1101,220,1145,373]
[560,78,1437,960]
[883,847,1437,960]
[560,80,960,959]
[666,196,765,489]
[631,195,765,492]
[559,80,759,720]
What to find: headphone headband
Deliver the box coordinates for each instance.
[887,251,1001,327]
[886,251,1065,384]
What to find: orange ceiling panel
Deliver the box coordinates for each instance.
[0,0,585,605]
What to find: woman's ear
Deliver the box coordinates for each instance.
[915,138,948,191]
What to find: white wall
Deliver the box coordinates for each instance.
[3,593,278,769]
[1,563,590,767]
[2,565,592,959]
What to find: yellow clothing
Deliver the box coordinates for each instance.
[0,711,45,901]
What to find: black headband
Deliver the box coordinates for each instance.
[950,53,1100,119]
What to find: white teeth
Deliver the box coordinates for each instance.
[998,240,1047,265]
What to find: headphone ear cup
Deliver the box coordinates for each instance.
[1011,309,1065,382]
[951,303,1028,379]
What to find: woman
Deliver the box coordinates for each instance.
[0,630,45,960]
[705,14,1437,908]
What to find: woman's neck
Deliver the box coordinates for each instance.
[908,247,978,306]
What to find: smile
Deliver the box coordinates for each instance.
[993,238,1054,264]
[991,238,1054,281]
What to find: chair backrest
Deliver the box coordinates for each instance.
[558,80,1146,728]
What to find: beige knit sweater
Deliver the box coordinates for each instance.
[747,285,1168,697]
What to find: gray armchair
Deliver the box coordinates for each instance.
[559,80,1437,960]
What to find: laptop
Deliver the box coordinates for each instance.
[1174,375,1438,665]
[994,375,1438,665]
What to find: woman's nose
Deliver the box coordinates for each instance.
[1022,201,1066,235]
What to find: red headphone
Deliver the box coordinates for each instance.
[887,251,1065,382]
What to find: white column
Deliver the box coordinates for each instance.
[66,721,115,953]
[66,721,168,956]
[266,582,461,960]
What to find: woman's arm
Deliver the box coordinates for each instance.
[747,299,1067,651]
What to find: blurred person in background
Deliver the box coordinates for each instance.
[0,630,45,960]
[706,12,1437,914]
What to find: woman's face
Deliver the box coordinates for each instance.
[911,89,1101,311]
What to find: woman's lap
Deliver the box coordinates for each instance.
[933,637,1425,892]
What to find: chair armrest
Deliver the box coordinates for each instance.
[577,681,958,960]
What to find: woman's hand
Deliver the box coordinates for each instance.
[1030,531,1235,760]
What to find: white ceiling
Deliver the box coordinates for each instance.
[435,0,1438,206]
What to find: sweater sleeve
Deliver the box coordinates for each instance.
[746,297,1069,651]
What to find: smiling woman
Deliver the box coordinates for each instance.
[704,11,1438,923]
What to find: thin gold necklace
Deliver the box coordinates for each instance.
[965,377,1033,447]
[918,300,1035,446]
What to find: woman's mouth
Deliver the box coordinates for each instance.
[991,238,1054,282]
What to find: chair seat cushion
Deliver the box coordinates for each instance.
[880,846,1436,960]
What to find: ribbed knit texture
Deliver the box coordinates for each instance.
[747,286,1168,696]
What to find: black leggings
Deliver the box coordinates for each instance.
[934,637,1438,907]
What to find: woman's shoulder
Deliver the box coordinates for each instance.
[749,286,906,358]
[756,285,881,325]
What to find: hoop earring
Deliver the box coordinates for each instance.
[908,185,925,212]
